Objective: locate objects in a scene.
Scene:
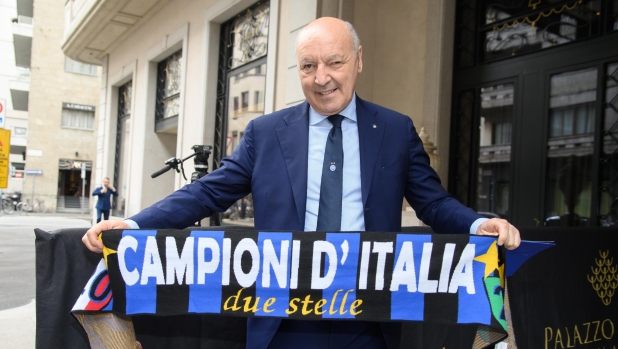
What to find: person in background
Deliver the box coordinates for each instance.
[91,177,117,223]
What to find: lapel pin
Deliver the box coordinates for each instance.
[372,124,377,128]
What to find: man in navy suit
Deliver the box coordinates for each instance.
[91,177,118,223]
[84,17,520,349]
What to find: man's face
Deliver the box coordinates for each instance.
[296,19,362,116]
[103,179,110,187]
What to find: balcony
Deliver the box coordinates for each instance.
[62,0,170,65]
[15,67,31,82]
[9,68,30,112]
[12,15,33,68]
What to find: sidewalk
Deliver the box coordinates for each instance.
[0,300,35,349]
[0,212,114,349]
[10,210,93,221]
[5,210,126,223]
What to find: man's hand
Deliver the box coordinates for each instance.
[476,218,521,250]
[108,185,116,191]
[83,220,131,253]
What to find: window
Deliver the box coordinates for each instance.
[155,50,182,120]
[480,0,603,63]
[549,104,595,137]
[113,81,132,218]
[476,83,515,218]
[10,163,24,178]
[241,91,249,111]
[254,91,260,107]
[452,0,618,228]
[62,108,94,130]
[215,0,270,166]
[14,127,27,135]
[65,57,97,76]
[544,68,597,226]
[493,121,512,145]
[214,1,270,226]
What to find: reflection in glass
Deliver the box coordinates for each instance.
[222,62,266,224]
[226,63,266,157]
[482,0,601,62]
[476,84,514,218]
[544,67,597,226]
[599,63,618,226]
[156,51,182,120]
[113,81,132,217]
[229,2,269,69]
[217,2,270,226]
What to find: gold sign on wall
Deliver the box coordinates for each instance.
[587,250,618,306]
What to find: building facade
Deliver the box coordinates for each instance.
[22,0,100,213]
[62,0,618,228]
[1,0,31,193]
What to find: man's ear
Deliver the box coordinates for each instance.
[357,46,363,73]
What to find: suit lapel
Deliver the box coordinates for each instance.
[357,97,386,206]
[276,102,310,227]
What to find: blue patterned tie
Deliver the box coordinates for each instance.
[316,114,344,231]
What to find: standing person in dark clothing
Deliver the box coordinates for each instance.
[92,177,118,223]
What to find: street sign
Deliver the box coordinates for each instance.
[0,98,6,129]
[25,170,43,175]
[81,163,86,179]
[0,158,8,188]
[0,129,10,159]
[0,129,9,189]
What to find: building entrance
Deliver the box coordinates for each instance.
[450,0,618,227]
[57,159,91,211]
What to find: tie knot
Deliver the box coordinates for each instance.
[328,114,344,128]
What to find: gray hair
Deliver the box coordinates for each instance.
[346,21,361,55]
[296,19,361,57]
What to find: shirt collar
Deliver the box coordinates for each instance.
[309,93,357,126]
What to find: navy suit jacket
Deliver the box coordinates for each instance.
[130,97,483,348]
[92,186,118,210]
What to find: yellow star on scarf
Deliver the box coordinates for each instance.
[99,234,117,266]
[474,240,505,287]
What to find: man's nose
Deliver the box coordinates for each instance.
[314,64,331,86]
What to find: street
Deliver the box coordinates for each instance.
[0,213,91,348]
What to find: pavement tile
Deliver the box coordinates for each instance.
[0,300,36,349]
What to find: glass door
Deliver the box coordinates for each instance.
[476,83,515,218]
[543,68,597,226]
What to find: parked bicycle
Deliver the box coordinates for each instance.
[17,198,46,213]
[1,192,21,214]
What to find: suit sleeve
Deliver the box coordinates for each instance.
[128,121,256,229]
[92,187,101,196]
[403,117,482,234]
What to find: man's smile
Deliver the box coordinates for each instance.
[317,89,337,95]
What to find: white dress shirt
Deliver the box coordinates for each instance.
[304,94,364,231]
